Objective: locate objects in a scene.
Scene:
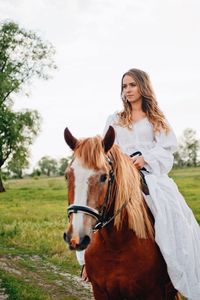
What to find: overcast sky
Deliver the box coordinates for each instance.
[1,0,200,169]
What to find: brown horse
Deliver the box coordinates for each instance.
[63,126,181,300]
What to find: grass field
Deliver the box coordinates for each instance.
[170,167,200,222]
[0,168,200,299]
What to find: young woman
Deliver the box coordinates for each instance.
[78,68,200,299]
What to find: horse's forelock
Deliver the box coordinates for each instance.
[74,136,108,170]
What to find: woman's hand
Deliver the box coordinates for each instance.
[81,265,89,282]
[131,155,145,169]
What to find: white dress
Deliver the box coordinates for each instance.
[104,113,200,300]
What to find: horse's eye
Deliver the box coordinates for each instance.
[100,174,108,183]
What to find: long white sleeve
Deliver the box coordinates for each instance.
[142,128,178,175]
[76,250,85,265]
[103,114,178,176]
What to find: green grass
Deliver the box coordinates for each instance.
[0,270,51,300]
[170,167,200,223]
[0,176,81,299]
[0,169,199,299]
[1,176,78,266]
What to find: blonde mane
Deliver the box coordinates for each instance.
[74,136,154,239]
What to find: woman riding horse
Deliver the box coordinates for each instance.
[64,68,200,300]
[64,125,180,300]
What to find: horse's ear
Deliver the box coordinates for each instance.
[64,127,78,150]
[102,126,115,153]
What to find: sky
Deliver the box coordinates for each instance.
[0,0,200,170]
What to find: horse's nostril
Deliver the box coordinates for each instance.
[64,233,90,250]
[63,232,69,242]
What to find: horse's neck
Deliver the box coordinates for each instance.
[98,209,133,244]
[100,194,154,243]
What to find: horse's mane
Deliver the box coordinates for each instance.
[74,136,154,239]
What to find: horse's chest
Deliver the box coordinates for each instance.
[86,243,145,290]
[85,236,166,299]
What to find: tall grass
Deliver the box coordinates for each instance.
[0,176,78,274]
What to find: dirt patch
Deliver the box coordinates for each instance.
[0,254,93,300]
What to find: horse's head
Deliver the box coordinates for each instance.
[63,126,115,251]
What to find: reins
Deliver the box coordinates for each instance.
[93,200,129,232]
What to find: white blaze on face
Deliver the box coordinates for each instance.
[71,159,95,234]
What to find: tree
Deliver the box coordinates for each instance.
[0,107,40,178]
[30,168,41,177]
[6,146,30,179]
[0,22,56,103]
[0,21,56,191]
[58,157,70,176]
[38,156,58,177]
[175,128,200,168]
[173,150,185,168]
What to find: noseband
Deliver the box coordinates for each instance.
[67,205,100,220]
[67,157,118,231]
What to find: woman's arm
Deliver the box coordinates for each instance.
[142,127,178,176]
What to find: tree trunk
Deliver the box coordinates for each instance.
[0,169,5,192]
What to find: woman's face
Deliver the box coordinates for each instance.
[122,74,142,104]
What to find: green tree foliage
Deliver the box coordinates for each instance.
[173,151,185,168]
[30,168,41,177]
[174,128,200,168]
[6,147,29,179]
[0,21,57,191]
[58,157,70,176]
[0,21,56,102]
[38,156,58,177]
[0,107,40,170]
[181,128,200,167]
[29,156,71,177]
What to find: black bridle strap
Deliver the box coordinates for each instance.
[93,200,128,231]
[68,205,100,220]
[98,168,114,219]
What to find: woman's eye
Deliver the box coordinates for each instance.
[100,174,108,183]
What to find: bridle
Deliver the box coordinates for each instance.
[67,156,127,232]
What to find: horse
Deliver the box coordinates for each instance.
[63,126,181,300]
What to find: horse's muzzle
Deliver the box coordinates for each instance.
[63,232,91,251]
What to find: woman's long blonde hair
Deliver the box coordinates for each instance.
[117,68,170,132]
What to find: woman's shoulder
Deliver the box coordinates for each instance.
[105,111,119,125]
